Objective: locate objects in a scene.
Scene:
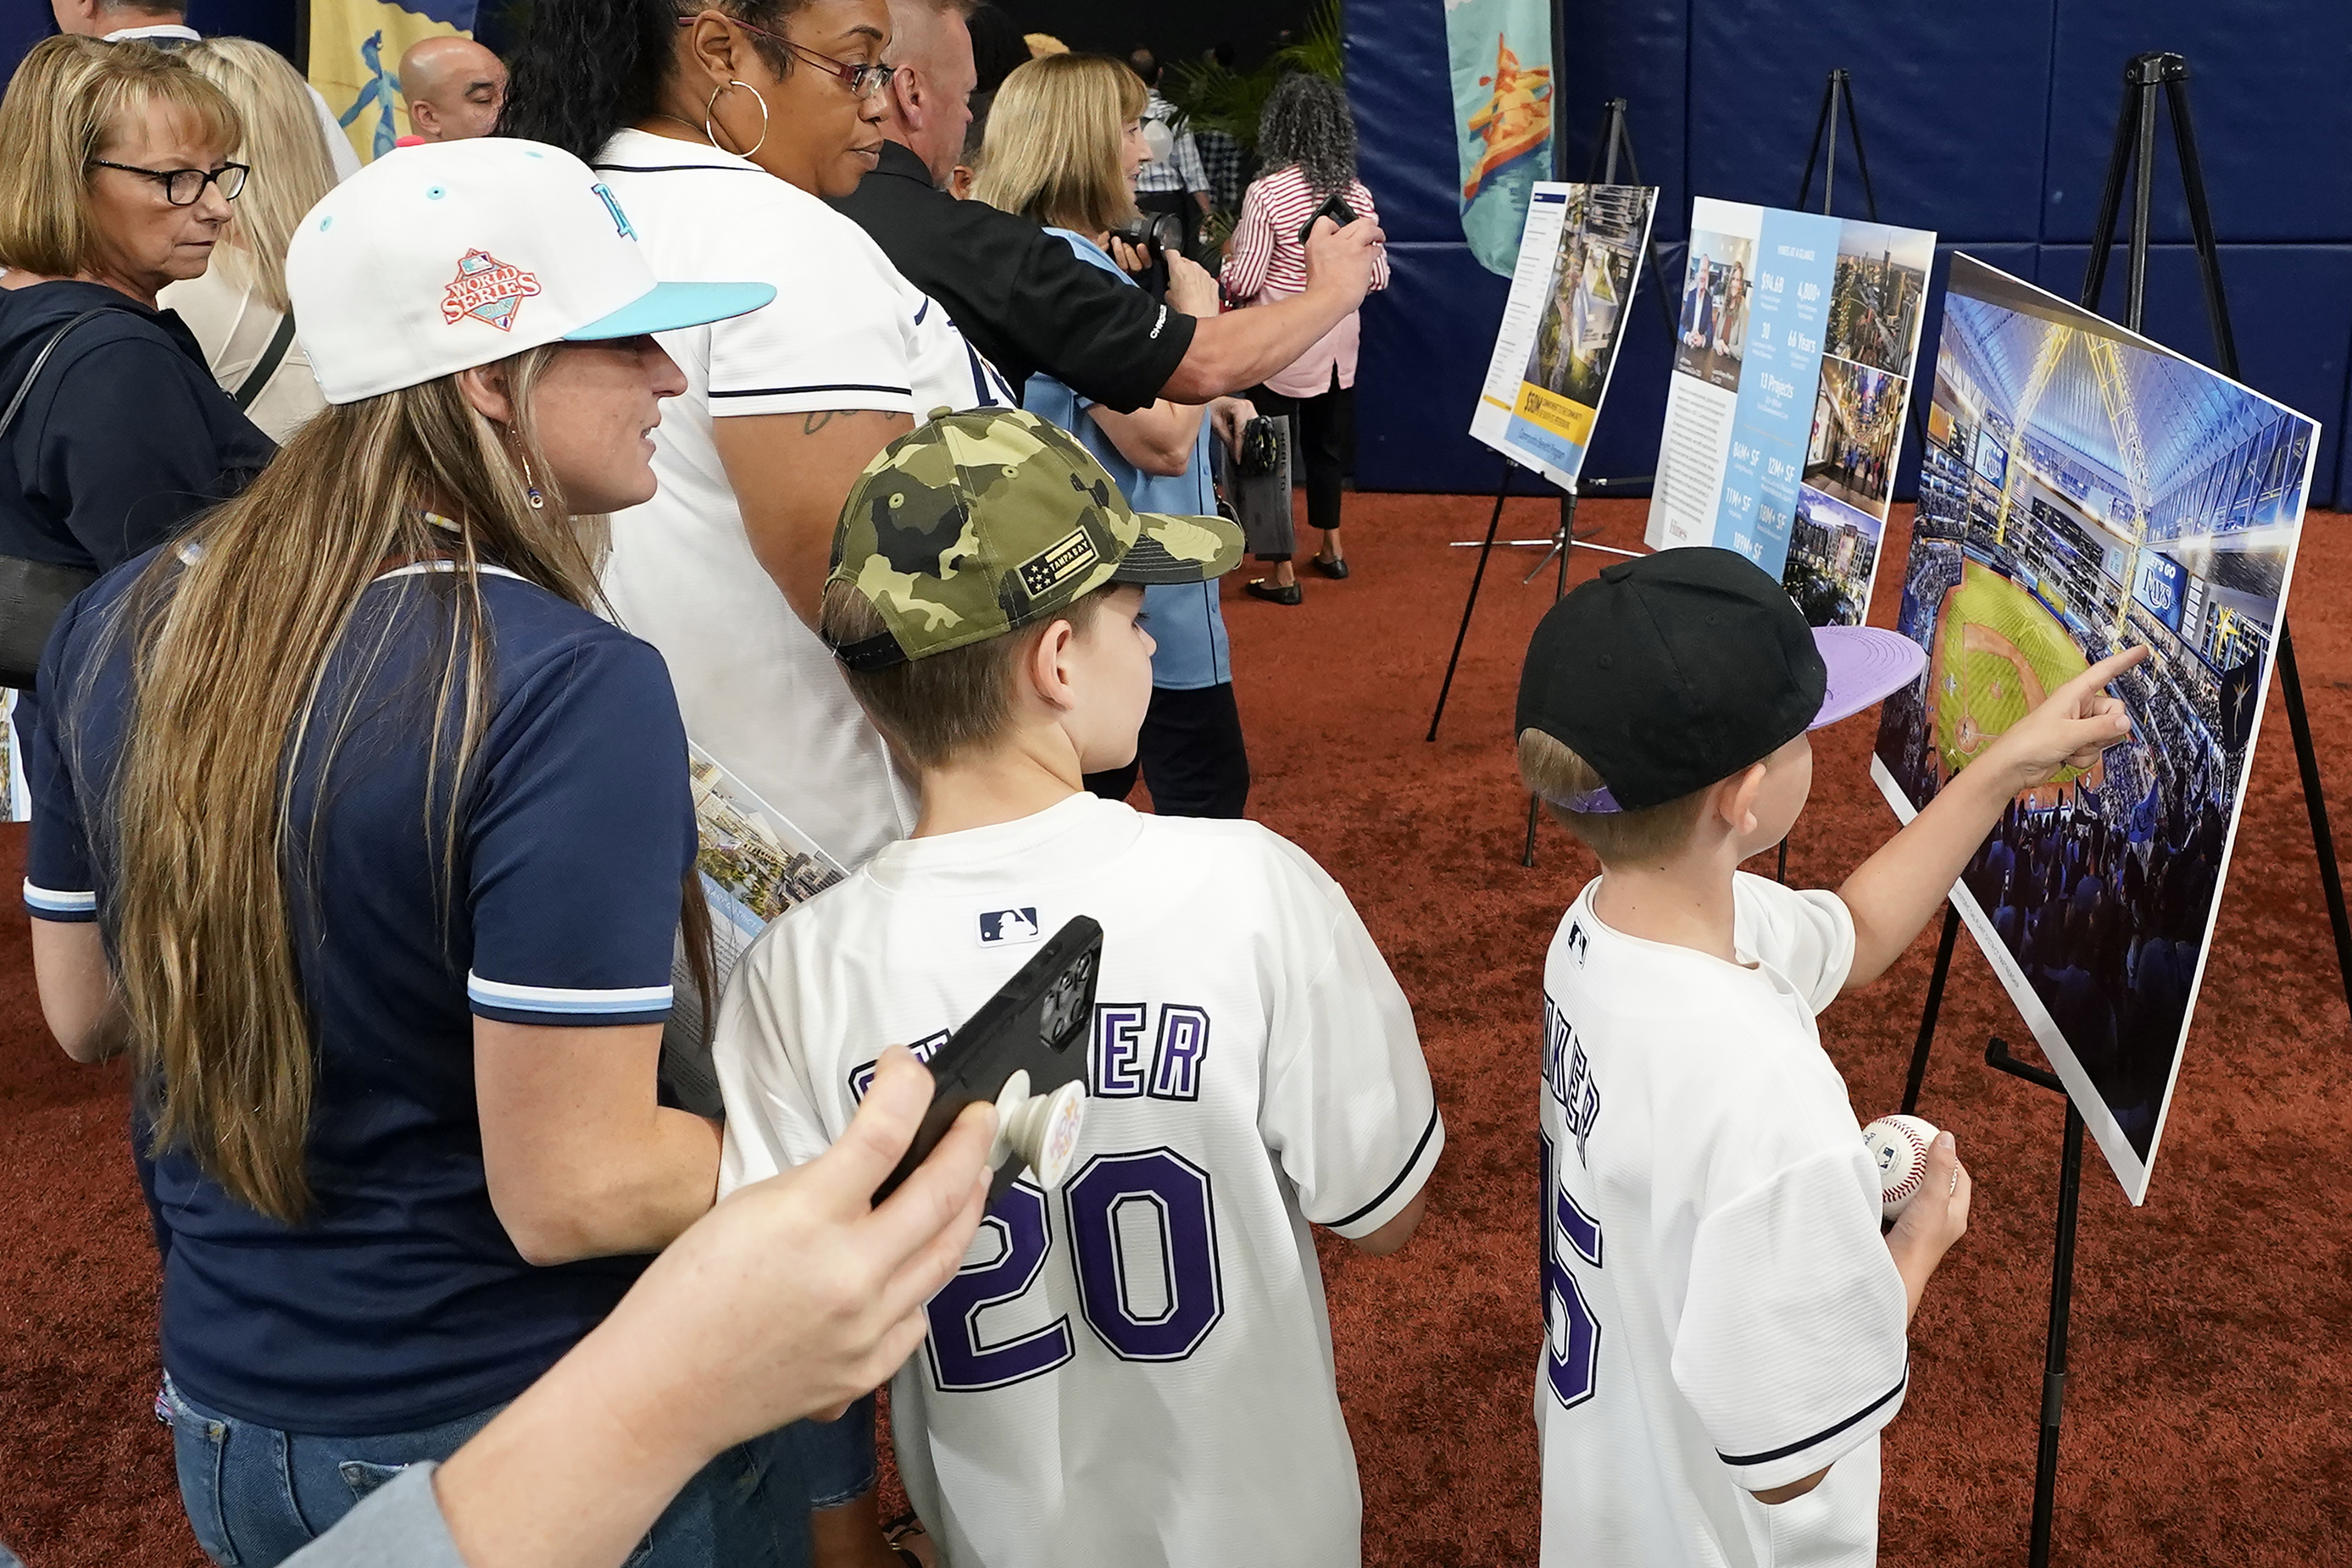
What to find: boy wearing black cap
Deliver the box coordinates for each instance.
[1514,548,2141,1567]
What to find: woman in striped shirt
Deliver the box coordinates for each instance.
[1221,73,1388,604]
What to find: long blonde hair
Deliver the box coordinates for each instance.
[970,53,1144,237]
[0,35,240,278]
[85,353,705,1223]
[175,38,338,314]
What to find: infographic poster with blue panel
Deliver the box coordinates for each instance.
[1469,182,1660,492]
[1872,254,2318,1203]
[1646,199,1936,627]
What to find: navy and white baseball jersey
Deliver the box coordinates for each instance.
[714,792,1442,1568]
[1536,872,1908,1568]
[23,553,694,1434]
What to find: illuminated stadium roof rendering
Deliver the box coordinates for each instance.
[1936,263,2312,557]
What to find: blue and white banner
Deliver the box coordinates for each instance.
[1444,0,1553,277]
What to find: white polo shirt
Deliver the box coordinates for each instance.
[1536,872,1909,1568]
[592,129,1012,870]
[713,793,1444,1568]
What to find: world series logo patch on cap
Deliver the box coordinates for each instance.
[441,249,542,332]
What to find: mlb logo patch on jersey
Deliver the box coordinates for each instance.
[1565,922,1589,968]
[978,907,1041,946]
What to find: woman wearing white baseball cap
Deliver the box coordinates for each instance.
[21,138,799,1567]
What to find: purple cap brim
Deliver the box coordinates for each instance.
[1810,626,1928,729]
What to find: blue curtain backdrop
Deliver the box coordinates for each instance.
[2,3,299,69]
[1348,0,2352,507]
[7,3,2345,506]
[0,2,520,92]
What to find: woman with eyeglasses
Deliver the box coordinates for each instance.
[502,2,1014,888]
[0,38,273,738]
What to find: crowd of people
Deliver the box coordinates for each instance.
[1,7,2171,1568]
[0,3,1396,1566]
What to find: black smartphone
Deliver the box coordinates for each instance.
[870,916,1102,1211]
[1295,193,1359,246]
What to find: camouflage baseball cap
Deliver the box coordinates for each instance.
[825,407,1246,670]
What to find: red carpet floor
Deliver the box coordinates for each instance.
[4,494,2349,1565]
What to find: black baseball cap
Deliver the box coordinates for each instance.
[1516,547,1926,811]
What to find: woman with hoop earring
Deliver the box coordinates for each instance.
[502,7,1010,1563]
[502,3,1015,886]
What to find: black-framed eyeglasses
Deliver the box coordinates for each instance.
[88,160,249,206]
[678,16,892,97]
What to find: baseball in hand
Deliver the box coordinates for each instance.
[1862,1114,1940,1221]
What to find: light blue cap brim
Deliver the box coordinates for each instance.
[565,281,776,340]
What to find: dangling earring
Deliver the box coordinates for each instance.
[517,448,545,510]
[704,78,771,159]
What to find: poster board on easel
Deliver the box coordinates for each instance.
[1870,253,2318,1202]
[1644,197,1936,628]
[1467,181,1659,493]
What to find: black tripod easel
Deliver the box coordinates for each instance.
[1892,52,2352,1568]
[1794,68,1879,223]
[1428,97,1676,867]
[1767,69,1923,886]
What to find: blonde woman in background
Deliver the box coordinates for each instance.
[156,37,334,441]
[974,53,1259,819]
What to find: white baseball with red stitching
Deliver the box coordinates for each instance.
[1863,1115,1939,1221]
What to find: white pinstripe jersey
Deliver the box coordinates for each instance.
[715,793,1442,1568]
[1537,873,1908,1568]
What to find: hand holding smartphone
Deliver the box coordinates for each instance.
[871,917,1103,1212]
[1296,193,1359,246]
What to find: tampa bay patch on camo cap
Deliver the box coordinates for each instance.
[825,407,1245,670]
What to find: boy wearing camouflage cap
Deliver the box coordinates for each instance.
[710,408,1443,1568]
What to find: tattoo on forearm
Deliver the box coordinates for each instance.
[796,409,911,438]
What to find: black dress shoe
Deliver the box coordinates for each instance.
[1245,578,1303,606]
[1312,556,1351,580]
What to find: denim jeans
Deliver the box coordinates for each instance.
[164,1375,813,1568]
[787,1394,878,1511]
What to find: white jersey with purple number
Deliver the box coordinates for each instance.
[713,792,1442,1568]
[1536,873,1908,1568]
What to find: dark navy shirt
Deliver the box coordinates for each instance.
[24,553,695,1434]
[0,279,272,578]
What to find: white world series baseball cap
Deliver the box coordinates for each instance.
[286,138,774,404]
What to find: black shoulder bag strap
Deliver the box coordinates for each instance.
[0,308,110,435]
[0,309,116,688]
[232,311,297,412]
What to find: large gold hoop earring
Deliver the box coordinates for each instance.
[704,79,770,160]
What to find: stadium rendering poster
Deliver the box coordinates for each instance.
[1468,182,1659,492]
[1872,255,2318,1202]
[1644,199,1935,627]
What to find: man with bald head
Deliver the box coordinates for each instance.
[398,35,506,143]
[835,0,1383,415]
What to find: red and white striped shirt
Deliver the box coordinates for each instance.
[1221,164,1389,301]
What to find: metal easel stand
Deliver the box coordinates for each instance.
[1778,69,1912,885]
[1893,52,2352,1568]
[1428,95,1676,801]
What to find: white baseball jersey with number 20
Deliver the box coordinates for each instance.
[715,793,1443,1568]
[1537,872,1909,1568]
